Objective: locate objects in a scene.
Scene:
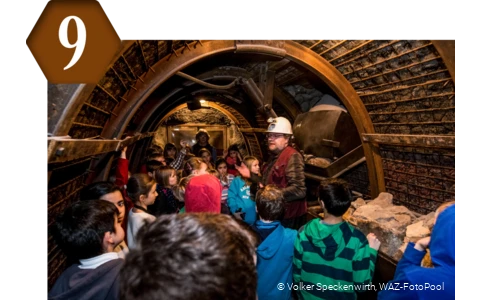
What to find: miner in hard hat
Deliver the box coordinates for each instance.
[237,116,307,230]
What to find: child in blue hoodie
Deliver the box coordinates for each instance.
[227,156,260,225]
[252,185,297,300]
[378,204,455,300]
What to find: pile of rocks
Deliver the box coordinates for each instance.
[344,192,435,261]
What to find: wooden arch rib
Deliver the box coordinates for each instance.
[65,40,385,196]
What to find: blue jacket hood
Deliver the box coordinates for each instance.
[255,221,283,259]
[430,204,455,268]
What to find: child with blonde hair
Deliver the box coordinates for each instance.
[227,156,261,225]
[147,166,179,216]
[173,175,193,214]
[198,148,215,170]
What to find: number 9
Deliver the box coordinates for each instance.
[58,16,86,71]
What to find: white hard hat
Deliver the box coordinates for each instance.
[266,117,293,135]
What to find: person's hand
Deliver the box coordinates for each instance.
[259,183,264,189]
[235,162,251,178]
[120,146,127,159]
[223,149,229,157]
[233,212,245,220]
[367,233,381,251]
[236,151,243,161]
[414,236,431,251]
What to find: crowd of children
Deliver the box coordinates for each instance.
[49,128,455,300]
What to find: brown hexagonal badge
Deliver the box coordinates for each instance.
[27,0,120,84]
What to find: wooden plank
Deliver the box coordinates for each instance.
[239,128,267,133]
[321,139,340,148]
[305,145,365,178]
[48,133,155,164]
[263,70,275,109]
[362,133,455,148]
[432,40,455,84]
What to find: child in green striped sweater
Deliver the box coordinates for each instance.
[293,178,380,300]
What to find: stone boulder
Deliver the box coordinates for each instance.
[346,193,419,258]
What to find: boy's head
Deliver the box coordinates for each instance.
[318,178,352,217]
[53,200,124,261]
[120,213,258,300]
[164,142,177,158]
[146,159,165,177]
[256,185,285,221]
[195,129,210,144]
[80,181,126,224]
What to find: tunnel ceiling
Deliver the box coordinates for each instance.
[49,40,454,140]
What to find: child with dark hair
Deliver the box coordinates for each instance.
[120,213,258,300]
[126,174,158,249]
[80,181,129,257]
[164,142,178,166]
[192,129,217,162]
[293,178,380,300]
[225,144,242,176]
[140,146,164,174]
[252,185,297,300]
[146,159,164,178]
[165,140,189,170]
[215,158,235,214]
[49,200,124,300]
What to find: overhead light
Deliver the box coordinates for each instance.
[200,99,210,107]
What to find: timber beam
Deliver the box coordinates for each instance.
[48,133,155,164]
[362,134,455,148]
[239,127,268,133]
[240,78,277,118]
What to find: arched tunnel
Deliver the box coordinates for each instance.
[47,40,455,291]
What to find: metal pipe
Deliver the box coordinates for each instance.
[240,78,277,118]
[364,92,455,106]
[356,69,450,91]
[358,78,451,97]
